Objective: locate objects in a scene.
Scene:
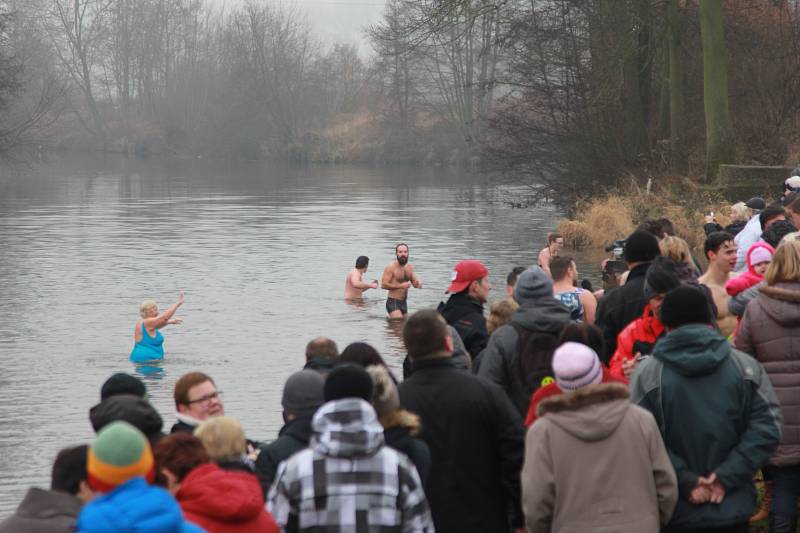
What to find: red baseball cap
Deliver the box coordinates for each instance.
[446,260,489,293]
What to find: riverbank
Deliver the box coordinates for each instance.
[554,177,748,252]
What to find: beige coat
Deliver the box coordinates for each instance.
[521,383,677,533]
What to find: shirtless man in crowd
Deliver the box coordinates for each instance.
[699,231,738,337]
[381,243,422,318]
[344,256,378,299]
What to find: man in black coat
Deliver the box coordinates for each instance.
[255,369,325,497]
[437,259,491,360]
[596,230,660,362]
[398,310,524,533]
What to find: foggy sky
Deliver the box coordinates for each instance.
[221,0,387,54]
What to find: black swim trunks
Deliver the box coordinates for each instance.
[386,297,408,315]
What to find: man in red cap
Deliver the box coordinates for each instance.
[437,259,491,360]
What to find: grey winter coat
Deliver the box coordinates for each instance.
[522,383,678,533]
[0,488,82,533]
[736,281,800,466]
[476,298,572,415]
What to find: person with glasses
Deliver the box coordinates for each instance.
[537,232,564,278]
[170,372,225,434]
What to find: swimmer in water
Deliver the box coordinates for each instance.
[130,292,184,363]
[345,256,379,299]
[381,243,422,318]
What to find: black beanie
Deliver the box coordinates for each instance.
[100,373,146,401]
[643,256,682,301]
[324,364,374,402]
[624,230,661,263]
[660,286,712,329]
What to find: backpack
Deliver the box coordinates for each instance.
[505,322,560,415]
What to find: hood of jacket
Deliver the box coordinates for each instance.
[536,383,631,441]
[653,324,729,376]
[76,477,195,533]
[14,487,82,521]
[510,297,572,333]
[756,282,800,327]
[438,292,484,322]
[746,241,774,276]
[311,398,384,458]
[178,463,264,523]
[89,394,163,440]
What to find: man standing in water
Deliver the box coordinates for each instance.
[382,243,422,318]
[344,256,378,299]
[538,232,564,277]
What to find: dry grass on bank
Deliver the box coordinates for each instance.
[556,178,731,251]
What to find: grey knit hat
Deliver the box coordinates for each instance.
[281,370,325,417]
[513,267,554,306]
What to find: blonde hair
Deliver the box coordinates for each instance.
[139,300,157,318]
[766,237,800,285]
[487,297,519,334]
[194,416,246,462]
[730,202,752,223]
[659,236,693,267]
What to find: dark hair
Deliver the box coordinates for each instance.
[787,193,800,214]
[760,204,786,230]
[403,309,449,360]
[51,445,88,494]
[174,372,215,408]
[100,373,146,401]
[154,433,209,485]
[704,231,735,260]
[305,337,339,362]
[395,243,408,253]
[547,232,563,244]
[355,256,369,269]
[636,218,662,238]
[506,266,526,287]
[660,286,713,328]
[340,342,388,368]
[656,218,676,237]
[558,323,605,360]
[549,256,574,282]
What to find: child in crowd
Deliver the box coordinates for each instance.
[725,241,774,298]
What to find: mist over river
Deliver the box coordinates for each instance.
[0,156,599,514]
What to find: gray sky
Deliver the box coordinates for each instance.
[225,0,387,54]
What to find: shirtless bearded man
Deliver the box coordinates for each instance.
[381,243,422,318]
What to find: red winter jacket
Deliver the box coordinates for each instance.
[725,241,774,297]
[524,368,626,427]
[177,463,279,533]
[608,304,665,382]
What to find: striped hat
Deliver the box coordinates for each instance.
[87,421,154,492]
[552,342,603,392]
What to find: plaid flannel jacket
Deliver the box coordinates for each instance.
[266,398,434,532]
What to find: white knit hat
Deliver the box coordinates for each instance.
[552,342,603,391]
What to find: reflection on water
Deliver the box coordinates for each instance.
[0,156,580,515]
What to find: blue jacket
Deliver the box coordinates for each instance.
[77,477,206,533]
[631,324,782,531]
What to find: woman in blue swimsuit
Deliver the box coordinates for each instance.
[130,292,184,363]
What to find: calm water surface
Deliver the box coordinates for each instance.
[0,156,593,514]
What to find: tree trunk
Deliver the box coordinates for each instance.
[699,0,736,181]
[667,0,688,173]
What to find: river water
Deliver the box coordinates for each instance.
[0,156,594,514]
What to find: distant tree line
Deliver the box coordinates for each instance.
[2,0,800,193]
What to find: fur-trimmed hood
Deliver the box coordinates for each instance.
[537,383,631,442]
[758,282,800,326]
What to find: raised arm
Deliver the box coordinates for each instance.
[144,292,184,330]
[381,265,410,290]
[349,271,375,290]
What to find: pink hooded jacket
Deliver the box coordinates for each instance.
[725,241,774,297]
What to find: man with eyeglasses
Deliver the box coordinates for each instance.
[170,372,225,434]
